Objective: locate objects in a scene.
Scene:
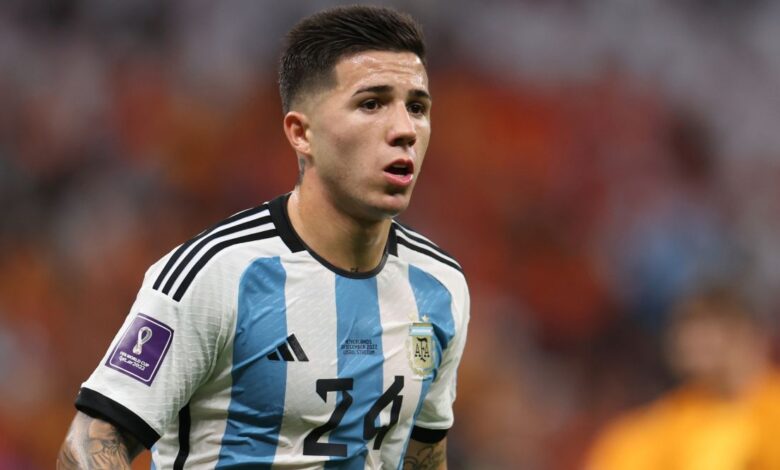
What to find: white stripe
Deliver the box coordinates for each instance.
[372,261,425,469]
[393,223,438,247]
[274,254,339,466]
[395,230,460,267]
[165,221,275,296]
[183,344,236,467]
[157,208,270,290]
[394,223,450,254]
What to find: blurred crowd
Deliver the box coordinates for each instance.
[1,1,780,469]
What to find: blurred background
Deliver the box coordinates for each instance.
[1,0,780,468]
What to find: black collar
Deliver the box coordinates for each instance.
[268,193,398,279]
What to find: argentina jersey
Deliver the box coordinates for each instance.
[76,193,470,469]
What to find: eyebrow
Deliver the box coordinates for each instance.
[352,85,432,101]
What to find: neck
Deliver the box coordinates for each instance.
[287,186,391,274]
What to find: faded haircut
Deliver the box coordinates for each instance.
[279,5,426,113]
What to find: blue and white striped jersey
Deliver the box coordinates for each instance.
[76,194,469,469]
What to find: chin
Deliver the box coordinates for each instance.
[357,194,411,222]
[377,193,412,217]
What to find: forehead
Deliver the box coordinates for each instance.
[331,50,428,93]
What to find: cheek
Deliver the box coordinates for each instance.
[414,126,431,163]
[336,126,375,161]
[312,126,350,165]
[316,128,370,179]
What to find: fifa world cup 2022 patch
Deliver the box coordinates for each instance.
[408,317,435,378]
[105,313,173,386]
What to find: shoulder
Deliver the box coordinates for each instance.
[391,221,469,307]
[392,221,463,274]
[143,198,293,303]
[392,221,465,280]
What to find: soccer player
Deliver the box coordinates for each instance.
[58,5,469,470]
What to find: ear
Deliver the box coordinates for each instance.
[283,111,312,156]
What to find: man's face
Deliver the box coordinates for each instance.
[667,311,761,385]
[300,50,431,222]
[668,315,731,382]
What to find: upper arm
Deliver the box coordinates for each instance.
[403,437,447,470]
[75,261,230,447]
[58,411,143,469]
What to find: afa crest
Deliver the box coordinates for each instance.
[408,316,435,378]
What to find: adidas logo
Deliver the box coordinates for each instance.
[267,334,309,362]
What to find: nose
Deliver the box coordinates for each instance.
[387,102,417,148]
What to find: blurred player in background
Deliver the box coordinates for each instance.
[585,286,780,470]
[57,5,469,469]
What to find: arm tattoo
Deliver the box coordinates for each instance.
[57,445,81,469]
[58,413,138,470]
[403,442,447,470]
[86,421,132,469]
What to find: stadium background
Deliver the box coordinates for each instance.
[1,0,779,468]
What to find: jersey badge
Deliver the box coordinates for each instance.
[105,313,174,386]
[408,316,435,378]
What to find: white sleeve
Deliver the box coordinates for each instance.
[75,264,229,448]
[412,277,470,440]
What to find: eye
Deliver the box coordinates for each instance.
[360,99,380,111]
[407,102,427,116]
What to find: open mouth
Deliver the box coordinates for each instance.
[384,160,414,176]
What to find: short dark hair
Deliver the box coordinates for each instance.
[671,285,759,328]
[279,5,426,113]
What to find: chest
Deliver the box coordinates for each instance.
[227,258,448,436]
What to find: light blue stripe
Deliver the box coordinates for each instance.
[324,276,384,469]
[398,264,455,469]
[217,257,288,469]
[410,326,433,336]
[408,265,455,363]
